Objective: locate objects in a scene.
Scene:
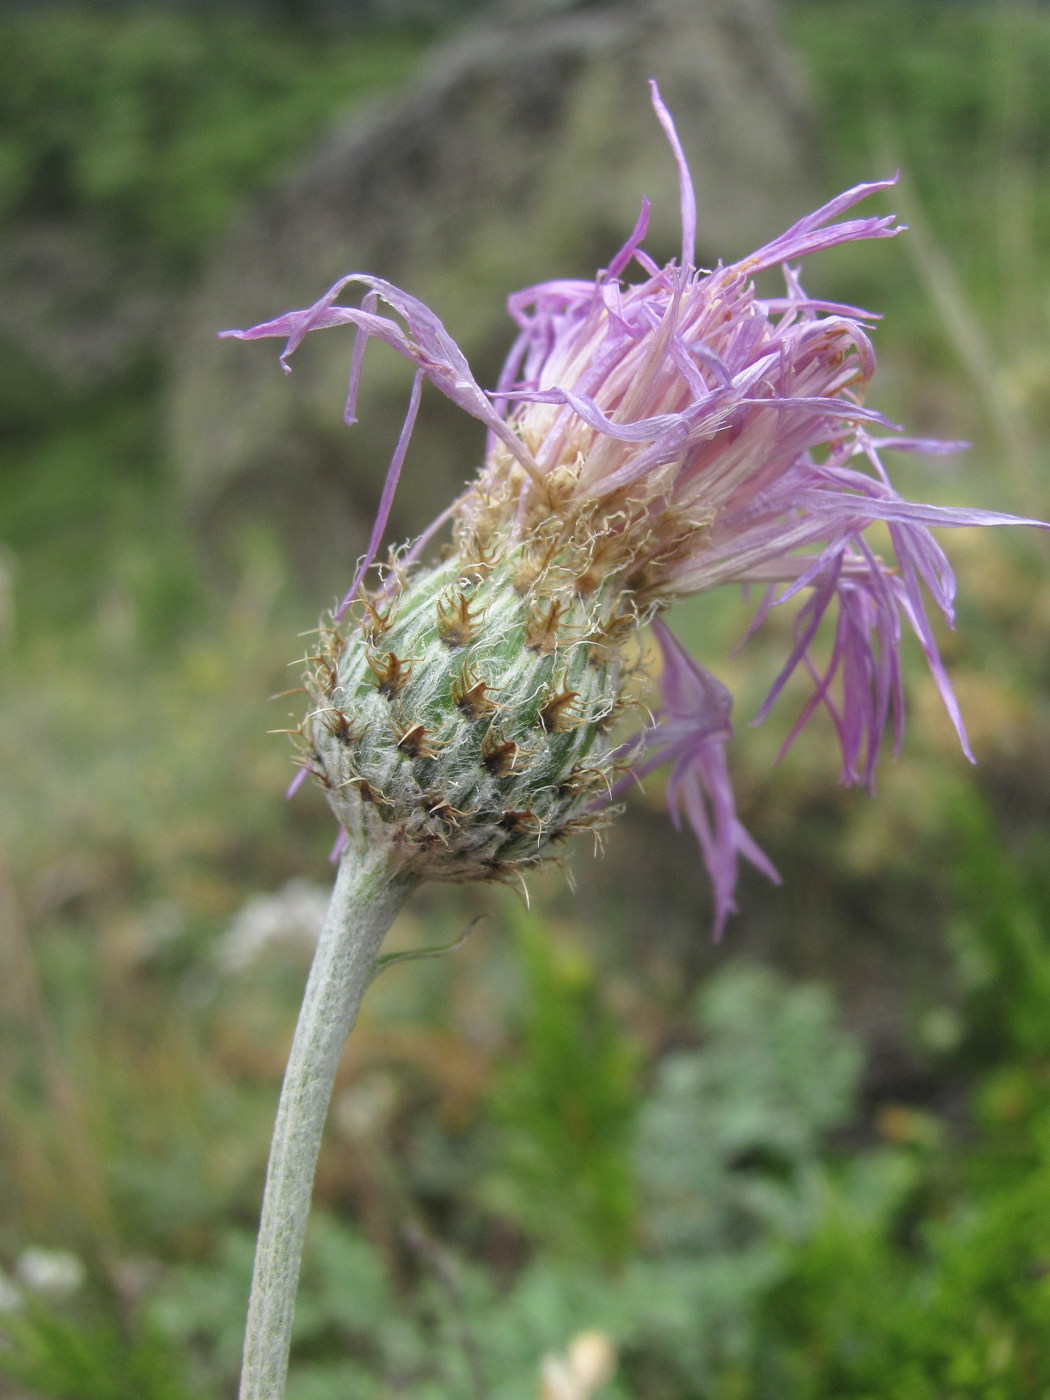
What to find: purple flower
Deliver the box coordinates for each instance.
[223,84,1046,934]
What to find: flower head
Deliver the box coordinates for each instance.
[223,84,1046,935]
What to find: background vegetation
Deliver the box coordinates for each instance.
[2,3,1049,1396]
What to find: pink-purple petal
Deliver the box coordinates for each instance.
[648,80,696,268]
[628,618,780,937]
[337,368,424,615]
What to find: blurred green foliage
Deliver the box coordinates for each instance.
[4,951,871,1399]
[482,911,641,1263]
[637,966,861,1257]
[751,799,1050,1399]
[9,879,1050,1397]
[788,0,1050,329]
[0,1295,192,1400]
[0,10,429,271]
[2,2,1050,1398]
[0,8,428,639]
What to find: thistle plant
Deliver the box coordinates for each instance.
[222,85,1045,1400]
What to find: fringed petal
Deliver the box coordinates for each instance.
[626,619,780,939]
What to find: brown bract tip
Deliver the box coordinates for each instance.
[367,649,414,699]
[436,591,484,648]
[359,596,396,645]
[392,714,447,760]
[451,658,501,720]
[481,726,520,777]
[524,597,568,655]
[538,678,582,733]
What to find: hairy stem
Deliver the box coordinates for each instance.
[239,847,414,1400]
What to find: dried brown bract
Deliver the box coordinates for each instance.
[391,714,446,760]
[524,597,567,655]
[366,649,414,699]
[451,658,501,720]
[480,726,520,777]
[436,591,484,648]
[319,707,361,745]
[359,596,396,645]
[538,678,582,733]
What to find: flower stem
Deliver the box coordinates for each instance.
[238,847,414,1400]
